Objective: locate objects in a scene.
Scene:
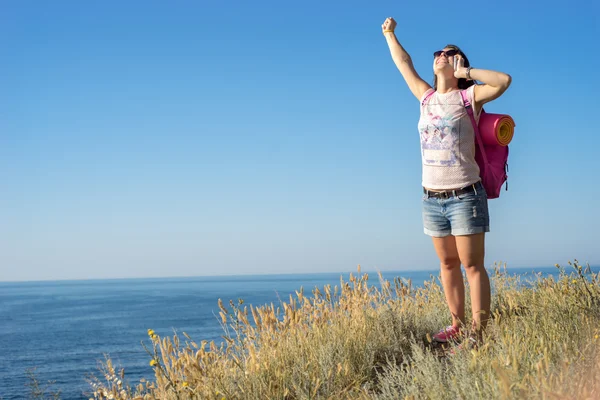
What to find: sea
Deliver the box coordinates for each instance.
[0,266,592,399]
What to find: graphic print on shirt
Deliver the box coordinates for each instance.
[419,112,461,167]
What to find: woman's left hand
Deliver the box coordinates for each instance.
[453,55,467,79]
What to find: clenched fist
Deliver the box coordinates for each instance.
[381,17,396,34]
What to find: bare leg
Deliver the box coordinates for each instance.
[432,236,464,328]
[455,232,490,335]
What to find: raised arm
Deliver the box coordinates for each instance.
[382,17,431,101]
[453,55,512,111]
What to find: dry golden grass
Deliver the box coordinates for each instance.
[88,261,600,400]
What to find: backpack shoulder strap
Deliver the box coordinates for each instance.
[460,89,488,166]
[421,89,435,107]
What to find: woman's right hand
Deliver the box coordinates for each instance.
[381,17,396,35]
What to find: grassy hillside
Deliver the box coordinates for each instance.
[82,261,599,399]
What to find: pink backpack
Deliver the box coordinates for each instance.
[459,90,509,199]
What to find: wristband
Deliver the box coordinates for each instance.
[466,67,473,80]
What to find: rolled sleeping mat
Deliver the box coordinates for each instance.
[479,113,515,146]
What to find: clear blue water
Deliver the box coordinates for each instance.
[0,266,590,399]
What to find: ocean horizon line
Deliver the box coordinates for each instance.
[1,263,592,285]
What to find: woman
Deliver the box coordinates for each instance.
[381,17,511,344]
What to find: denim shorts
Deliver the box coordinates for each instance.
[422,181,490,237]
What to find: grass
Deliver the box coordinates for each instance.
[83,261,599,399]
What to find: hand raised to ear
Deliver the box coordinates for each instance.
[453,54,467,79]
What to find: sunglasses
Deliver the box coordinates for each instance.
[433,49,459,58]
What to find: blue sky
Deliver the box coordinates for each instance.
[1,0,598,281]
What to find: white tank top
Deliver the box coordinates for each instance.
[418,85,482,190]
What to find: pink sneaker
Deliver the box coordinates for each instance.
[432,325,462,343]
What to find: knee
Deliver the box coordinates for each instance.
[440,257,461,270]
[463,262,485,274]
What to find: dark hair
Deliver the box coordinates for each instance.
[433,44,474,90]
